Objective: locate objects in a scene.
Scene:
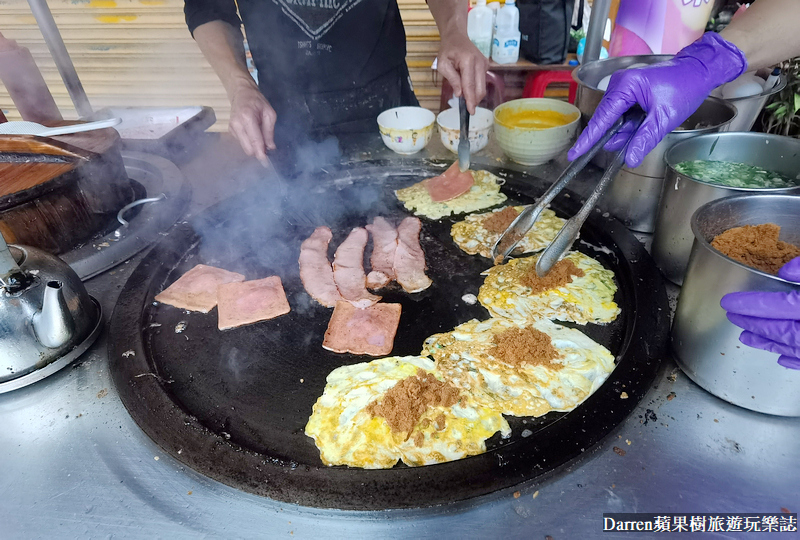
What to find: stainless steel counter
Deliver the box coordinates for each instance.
[2,134,797,539]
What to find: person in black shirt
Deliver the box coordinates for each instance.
[184,0,488,166]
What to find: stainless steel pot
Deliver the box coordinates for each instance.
[574,56,737,232]
[573,55,672,171]
[602,98,736,232]
[716,73,787,132]
[672,194,800,417]
[652,132,800,284]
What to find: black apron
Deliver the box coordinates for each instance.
[267,63,419,177]
[236,0,416,138]
[272,63,418,137]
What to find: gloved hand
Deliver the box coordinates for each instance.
[568,32,747,168]
[720,257,800,370]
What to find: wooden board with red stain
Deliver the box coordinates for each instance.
[0,135,90,158]
[0,127,135,254]
[0,162,77,198]
[0,134,93,196]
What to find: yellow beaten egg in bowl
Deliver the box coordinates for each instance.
[493,98,580,166]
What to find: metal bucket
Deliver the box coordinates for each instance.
[672,194,800,416]
[573,55,672,171]
[652,132,800,285]
[574,56,737,232]
[716,73,787,132]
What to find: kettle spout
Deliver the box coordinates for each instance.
[33,280,74,349]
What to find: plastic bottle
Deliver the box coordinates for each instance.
[576,37,608,64]
[487,1,501,53]
[763,67,781,91]
[491,0,521,65]
[468,0,494,58]
[0,32,61,123]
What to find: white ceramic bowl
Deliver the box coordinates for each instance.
[493,98,581,166]
[377,107,435,154]
[436,106,493,154]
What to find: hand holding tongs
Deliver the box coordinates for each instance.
[491,107,646,276]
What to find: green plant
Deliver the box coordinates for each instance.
[760,57,800,137]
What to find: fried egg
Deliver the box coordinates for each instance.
[478,251,620,325]
[422,318,616,417]
[395,169,507,220]
[397,393,511,466]
[451,205,566,259]
[305,356,510,468]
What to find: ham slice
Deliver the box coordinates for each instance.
[155,264,245,313]
[394,217,432,293]
[366,270,391,290]
[425,162,475,202]
[365,216,398,290]
[217,276,291,330]
[322,301,402,356]
[333,228,381,308]
[299,226,343,308]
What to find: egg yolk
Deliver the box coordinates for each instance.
[496,108,578,129]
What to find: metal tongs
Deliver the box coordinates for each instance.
[457,96,470,172]
[491,107,646,276]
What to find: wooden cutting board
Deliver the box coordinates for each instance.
[0,135,89,197]
[0,126,136,254]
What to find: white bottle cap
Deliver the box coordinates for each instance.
[475,0,487,5]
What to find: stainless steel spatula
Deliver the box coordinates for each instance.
[457,96,470,172]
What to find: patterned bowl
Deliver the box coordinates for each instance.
[377,107,435,155]
[493,99,580,166]
[436,106,493,154]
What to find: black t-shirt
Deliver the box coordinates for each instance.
[184,0,408,101]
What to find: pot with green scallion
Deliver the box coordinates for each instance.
[652,132,800,285]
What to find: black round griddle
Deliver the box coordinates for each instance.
[108,160,669,510]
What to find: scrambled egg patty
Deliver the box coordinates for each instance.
[479,252,620,325]
[395,169,507,220]
[451,205,566,259]
[305,356,510,468]
[422,318,616,417]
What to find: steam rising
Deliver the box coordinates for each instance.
[192,130,394,266]
[189,133,389,302]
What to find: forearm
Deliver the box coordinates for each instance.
[720,0,800,70]
[428,0,487,112]
[192,20,257,101]
[427,0,469,40]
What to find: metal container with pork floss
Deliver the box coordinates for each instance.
[671,194,800,417]
[653,132,800,285]
[573,55,737,232]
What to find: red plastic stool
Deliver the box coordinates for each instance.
[522,70,577,103]
[439,70,506,112]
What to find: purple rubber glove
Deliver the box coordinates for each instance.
[720,257,800,370]
[568,33,747,168]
